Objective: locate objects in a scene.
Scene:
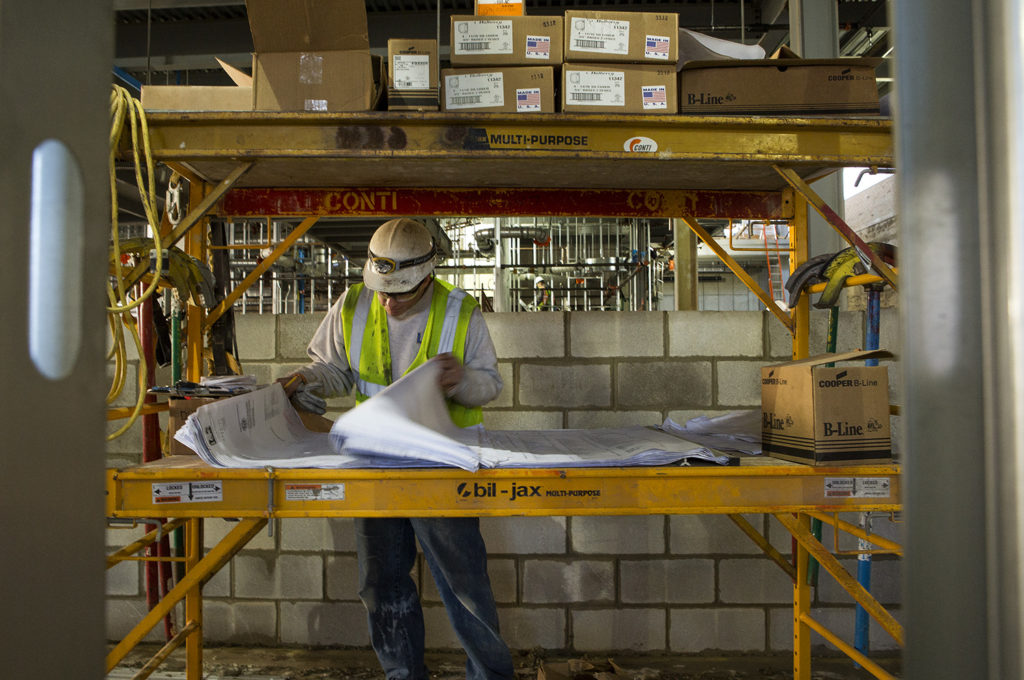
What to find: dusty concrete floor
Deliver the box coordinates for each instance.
[109,645,900,679]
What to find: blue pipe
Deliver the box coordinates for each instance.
[855,287,882,661]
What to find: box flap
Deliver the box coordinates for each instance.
[216,57,253,86]
[768,349,895,369]
[245,0,368,52]
[681,56,882,71]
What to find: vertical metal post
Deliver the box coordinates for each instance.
[185,518,203,679]
[895,0,997,678]
[793,513,812,680]
[789,192,810,359]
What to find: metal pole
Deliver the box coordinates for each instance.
[895,0,1004,677]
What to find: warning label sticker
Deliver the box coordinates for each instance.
[284,484,346,501]
[152,481,223,504]
[824,477,891,498]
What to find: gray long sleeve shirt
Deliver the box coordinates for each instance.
[295,281,502,408]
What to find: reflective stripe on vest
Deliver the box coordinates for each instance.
[341,281,482,427]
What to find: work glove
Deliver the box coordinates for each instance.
[291,380,327,415]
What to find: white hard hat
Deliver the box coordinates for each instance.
[363,218,437,293]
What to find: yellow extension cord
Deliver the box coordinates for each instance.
[106,85,164,440]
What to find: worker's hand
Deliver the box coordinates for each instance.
[276,373,306,397]
[432,353,464,393]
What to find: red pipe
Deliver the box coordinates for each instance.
[140,293,175,639]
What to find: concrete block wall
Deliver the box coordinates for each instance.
[106,308,903,654]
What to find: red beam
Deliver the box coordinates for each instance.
[218,187,787,220]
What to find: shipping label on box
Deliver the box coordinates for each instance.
[450,16,563,66]
[565,69,625,107]
[388,39,438,90]
[453,18,514,56]
[568,17,631,57]
[392,55,431,89]
[761,349,894,466]
[475,0,525,16]
[444,71,506,109]
[442,66,554,112]
[562,64,677,113]
[565,11,678,64]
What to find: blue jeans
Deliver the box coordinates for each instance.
[354,516,514,680]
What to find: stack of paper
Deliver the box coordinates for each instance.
[660,410,762,455]
[175,363,741,470]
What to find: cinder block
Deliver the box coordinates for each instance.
[719,558,793,604]
[423,604,460,649]
[106,599,166,642]
[278,313,327,360]
[570,312,663,358]
[819,556,901,606]
[106,416,142,453]
[489,361,514,408]
[203,601,277,644]
[235,313,276,361]
[487,312,566,359]
[767,605,901,652]
[768,309,862,359]
[280,517,357,552]
[616,361,712,408]
[519,364,611,408]
[204,518,276,551]
[238,361,274,386]
[670,608,765,652]
[483,410,563,430]
[567,410,662,428]
[500,607,566,649]
[620,559,714,604]
[481,516,567,554]
[572,609,665,651]
[668,311,763,357]
[106,560,140,596]
[670,514,764,555]
[325,554,360,602]
[571,516,664,555]
[420,557,516,605]
[716,361,763,407]
[522,560,614,603]
[880,308,900,352]
[234,554,323,599]
[205,560,231,597]
[281,601,369,646]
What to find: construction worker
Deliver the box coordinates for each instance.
[278,218,513,680]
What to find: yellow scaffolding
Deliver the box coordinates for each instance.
[109,111,898,680]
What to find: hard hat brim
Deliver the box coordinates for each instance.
[363,259,434,293]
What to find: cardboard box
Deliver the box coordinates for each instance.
[761,349,894,466]
[562,64,677,113]
[387,88,440,111]
[679,57,881,115]
[474,0,525,16]
[167,397,220,456]
[388,39,438,90]
[141,85,253,111]
[141,58,253,111]
[450,16,563,66]
[564,11,678,64]
[442,66,555,112]
[245,0,377,112]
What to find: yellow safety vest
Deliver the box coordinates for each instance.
[340,279,482,427]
